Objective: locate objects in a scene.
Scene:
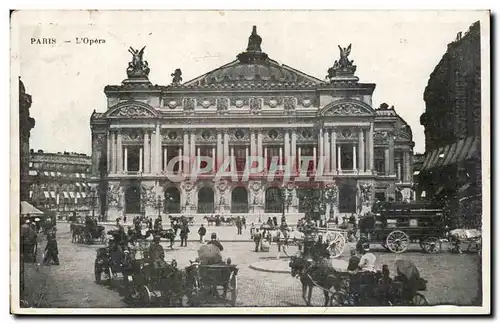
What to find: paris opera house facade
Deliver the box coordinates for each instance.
[90,27,415,222]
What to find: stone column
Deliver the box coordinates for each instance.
[250,131,256,158]
[318,128,323,172]
[197,147,201,170]
[279,147,283,165]
[117,130,123,173]
[245,146,249,169]
[384,148,390,176]
[183,131,189,168]
[179,148,183,173]
[139,147,143,172]
[212,147,216,172]
[369,124,374,172]
[331,129,336,172]
[291,129,297,172]
[257,130,263,158]
[284,130,290,165]
[156,124,161,173]
[264,147,268,171]
[190,132,196,170]
[353,144,357,171]
[151,129,156,173]
[144,131,150,173]
[313,146,317,172]
[397,161,402,182]
[107,130,111,173]
[217,132,223,170]
[359,129,365,172]
[124,147,128,172]
[223,131,229,164]
[111,130,116,173]
[298,147,302,171]
[324,129,330,173]
[163,147,167,172]
[337,145,342,171]
[389,133,395,175]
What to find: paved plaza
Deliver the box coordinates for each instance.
[20,222,482,308]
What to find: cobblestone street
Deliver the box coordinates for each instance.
[21,223,482,308]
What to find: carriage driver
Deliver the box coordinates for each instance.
[207,233,224,251]
[149,235,166,265]
[358,242,377,272]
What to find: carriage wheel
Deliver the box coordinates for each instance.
[328,233,346,258]
[138,285,152,305]
[228,272,238,306]
[386,230,410,253]
[421,237,441,254]
[412,293,429,306]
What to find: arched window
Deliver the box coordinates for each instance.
[231,187,248,213]
[125,186,141,214]
[198,187,214,213]
[164,187,181,213]
[265,187,283,213]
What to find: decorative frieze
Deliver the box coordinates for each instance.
[183,98,195,111]
[249,97,262,113]
[122,129,144,141]
[141,184,157,208]
[217,97,229,111]
[284,97,296,112]
[336,128,359,140]
[230,97,250,108]
[263,97,283,108]
[197,97,216,109]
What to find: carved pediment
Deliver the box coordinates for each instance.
[106,101,157,118]
[318,99,375,117]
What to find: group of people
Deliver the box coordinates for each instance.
[20,216,59,266]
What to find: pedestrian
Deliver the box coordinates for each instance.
[273,216,278,227]
[347,249,361,271]
[198,224,207,243]
[236,216,242,235]
[43,230,59,265]
[180,225,189,247]
[242,216,246,229]
[253,229,262,252]
[166,229,175,249]
[123,215,127,224]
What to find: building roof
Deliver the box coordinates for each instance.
[179,26,323,90]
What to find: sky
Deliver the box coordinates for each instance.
[13,10,487,155]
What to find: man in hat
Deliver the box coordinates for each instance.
[149,235,165,264]
[253,229,262,252]
[198,224,207,243]
[347,249,361,271]
[43,229,59,265]
[179,225,190,247]
[207,232,224,251]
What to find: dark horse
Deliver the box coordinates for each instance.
[289,256,341,306]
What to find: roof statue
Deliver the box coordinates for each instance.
[326,44,357,81]
[126,46,150,79]
[171,69,182,85]
[237,26,268,64]
[246,25,262,52]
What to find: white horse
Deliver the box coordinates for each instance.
[447,228,482,254]
[264,229,305,259]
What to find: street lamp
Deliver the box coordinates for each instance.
[156,195,163,219]
[91,188,97,220]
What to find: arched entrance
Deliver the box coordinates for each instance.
[231,187,248,213]
[265,187,283,213]
[125,186,141,214]
[164,187,181,213]
[338,182,356,213]
[198,187,214,213]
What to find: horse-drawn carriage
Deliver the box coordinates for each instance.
[71,221,106,244]
[358,203,446,253]
[169,215,195,226]
[289,255,429,307]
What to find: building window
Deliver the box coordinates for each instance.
[198,146,214,171]
[375,191,386,202]
[232,146,246,172]
[374,148,385,174]
[165,146,181,172]
[340,144,354,170]
[266,146,283,169]
[126,146,141,172]
[298,145,315,174]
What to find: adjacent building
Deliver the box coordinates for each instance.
[419,21,481,228]
[29,150,93,219]
[90,26,415,222]
[19,78,35,202]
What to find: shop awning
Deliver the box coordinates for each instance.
[421,136,480,171]
[80,173,86,178]
[43,171,49,176]
[69,192,75,199]
[63,192,69,199]
[29,191,33,198]
[20,201,44,216]
[43,191,50,199]
[50,171,56,177]
[57,172,62,177]
[50,191,56,199]
[81,192,87,198]
[28,170,37,176]
[75,182,81,187]
[75,173,80,178]
[76,192,81,199]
